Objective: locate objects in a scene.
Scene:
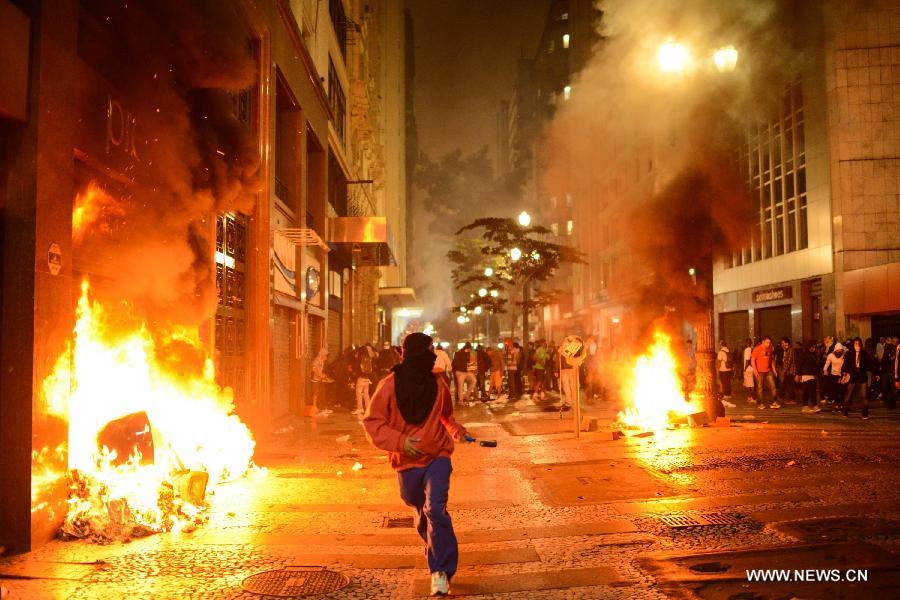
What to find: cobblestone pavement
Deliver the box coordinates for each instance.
[3,390,900,599]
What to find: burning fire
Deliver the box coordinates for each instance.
[618,331,699,430]
[72,181,126,243]
[42,279,255,541]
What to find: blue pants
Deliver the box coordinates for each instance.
[397,456,458,578]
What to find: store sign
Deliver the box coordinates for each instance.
[753,286,793,304]
[106,96,141,161]
[272,231,297,297]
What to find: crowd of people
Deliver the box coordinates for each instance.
[716,335,899,419]
[312,333,899,422]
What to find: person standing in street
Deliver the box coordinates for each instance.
[778,338,796,404]
[475,344,491,401]
[504,340,522,400]
[823,342,847,411]
[485,344,505,398]
[752,336,781,409]
[797,340,821,413]
[352,346,374,418]
[432,342,452,385]
[717,340,735,407]
[363,332,470,596]
[377,341,401,386]
[841,337,874,419]
[559,349,577,409]
[742,338,756,404]
[532,340,549,401]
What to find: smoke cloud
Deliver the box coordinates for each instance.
[542,0,829,346]
[74,0,259,327]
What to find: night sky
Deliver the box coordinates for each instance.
[407,0,551,162]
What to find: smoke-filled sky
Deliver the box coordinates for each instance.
[408,0,550,159]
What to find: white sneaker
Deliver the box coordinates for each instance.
[430,571,450,596]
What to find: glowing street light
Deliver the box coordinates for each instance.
[510,247,522,261]
[456,315,466,324]
[478,288,488,297]
[713,46,738,73]
[484,267,494,277]
[517,211,531,227]
[490,290,499,298]
[658,39,690,73]
[473,306,483,315]
[460,306,468,313]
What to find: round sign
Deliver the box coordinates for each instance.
[560,335,587,367]
[305,267,321,299]
[48,243,62,276]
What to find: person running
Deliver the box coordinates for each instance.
[751,336,781,409]
[363,333,470,596]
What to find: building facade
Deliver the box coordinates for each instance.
[0,0,408,552]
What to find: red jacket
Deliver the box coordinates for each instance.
[363,373,467,471]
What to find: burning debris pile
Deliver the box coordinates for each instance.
[31,0,264,542]
[44,281,255,542]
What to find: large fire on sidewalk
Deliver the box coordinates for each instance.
[616,331,700,431]
[38,280,256,542]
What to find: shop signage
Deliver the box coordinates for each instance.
[47,242,62,275]
[106,96,141,161]
[753,286,793,303]
[305,267,321,300]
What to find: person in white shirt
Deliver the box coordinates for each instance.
[822,342,847,409]
[742,339,755,403]
[717,340,735,407]
[432,343,452,384]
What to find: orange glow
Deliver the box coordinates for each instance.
[72,182,126,243]
[618,331,699,430]
[42,279,256,539]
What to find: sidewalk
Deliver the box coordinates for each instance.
[2,395,900,598]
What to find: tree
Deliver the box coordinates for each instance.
[451,217,584,346]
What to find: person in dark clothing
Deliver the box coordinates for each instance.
[796,340,821,413]
[377,342,402,385]
[475,345,491,401]
[841,337,874,419]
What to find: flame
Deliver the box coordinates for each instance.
[72,182,126,243]
[42,279,255,540]
[617,331,699,430]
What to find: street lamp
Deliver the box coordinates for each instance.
[456,315,466,324]
[490,289,499,298]
[658,39,690,73]
[484,267,494,277]
[510,247,522,261]
[713,46,738,73]
[517,211,531,227]
[478,288,488,297]
[473,306,483,315]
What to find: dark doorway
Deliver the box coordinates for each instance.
[719,310,750,353]
[756,305,792,342]
[872,314,900,340]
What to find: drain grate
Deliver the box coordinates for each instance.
[659,513,745,528]
[382,516,415,528]
[242,566,350,597]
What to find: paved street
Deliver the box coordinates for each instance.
[3,392,900,599]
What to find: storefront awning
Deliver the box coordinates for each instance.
[378,287,417,309]
[326,216,396,266]
[275,228,330,251]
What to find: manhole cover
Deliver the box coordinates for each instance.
[660,513,745,528]
[242,566,350,597]
[382,516,414,528]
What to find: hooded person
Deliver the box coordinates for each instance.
[363,332,470,596]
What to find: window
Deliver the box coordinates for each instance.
[329,0,347,57]
[330,270,342,298]
[732,79,807,266]
[328,59,346,142]
[566,220,574,236]
[550,222,559,236]
[562,33,570,49]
